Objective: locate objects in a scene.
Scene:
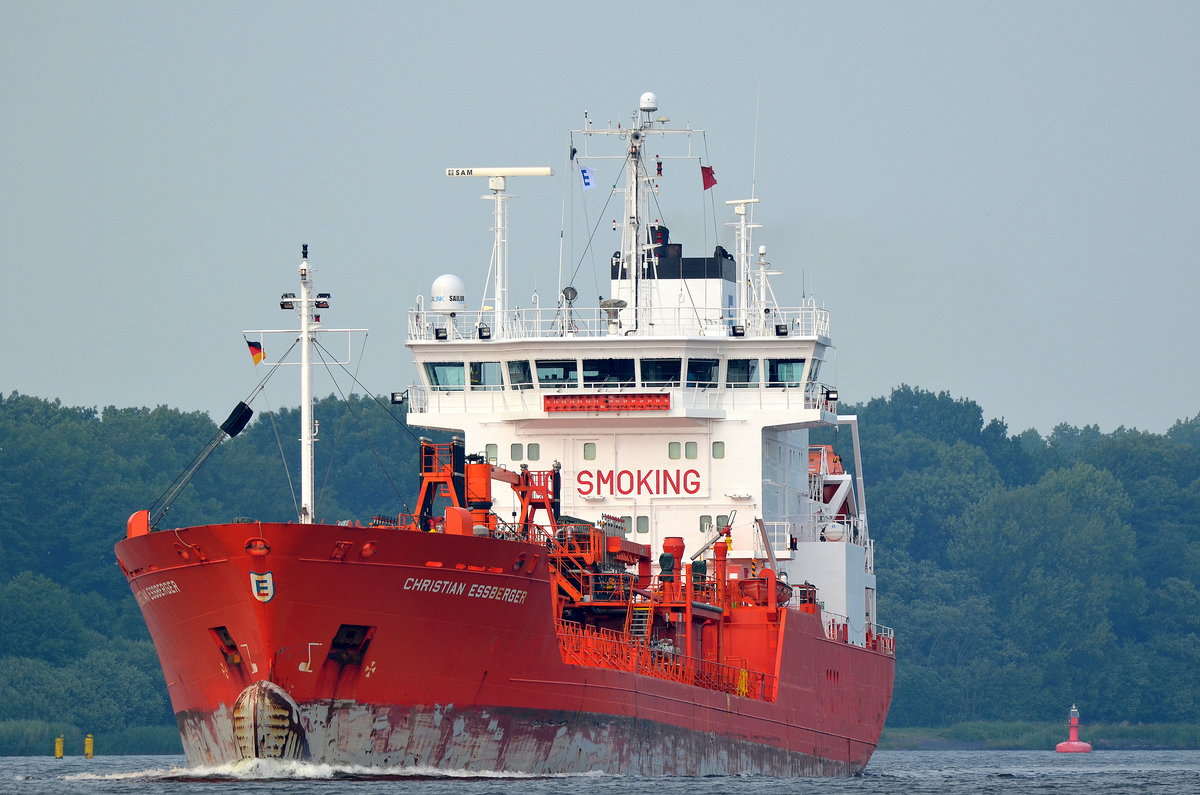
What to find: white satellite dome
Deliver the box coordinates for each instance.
[430,274,467,314]
[823,523,845,542]
[639,92,658,113]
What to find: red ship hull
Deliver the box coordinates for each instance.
[117,521,893,775]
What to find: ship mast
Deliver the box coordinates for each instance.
[444,167,553,340]
[619,92,662,332]
[297,245,317,523]
[726,198,761,329]
[622,112,644,330]
[574,93,703,330]
[247,248,363,525]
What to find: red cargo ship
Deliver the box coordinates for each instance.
[116,92,894,775]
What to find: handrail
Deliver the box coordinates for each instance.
[409,304,830,341]
[554,618,775,701]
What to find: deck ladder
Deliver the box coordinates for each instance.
[629,604,653,640]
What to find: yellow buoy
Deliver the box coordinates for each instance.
[84,734,94,759]
[54,735,64,759]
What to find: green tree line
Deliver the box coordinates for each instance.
[816,385,1200,726]
[0,390,425,752]
[0,386,1197,752]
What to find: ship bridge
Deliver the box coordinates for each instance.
[405,302,836,428]
[399,95,875,647]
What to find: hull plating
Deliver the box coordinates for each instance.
[117,522,893,775]
[182,701,862,775]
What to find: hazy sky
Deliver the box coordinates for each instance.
[4,1,1197,435]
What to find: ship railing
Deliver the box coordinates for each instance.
[788,515,870,548]
[566,569,723,609]
[550,524,599,556]
[408,304,830,341]
[687,579,722,606]
[555,619,637,669]
[753,521,795,560]
[554,618,775,700]
[579,571,639,604]
[867,623,896,656]
[404,380,838,416]
[824,611,851,643]
[488,518,529,542]
[405,386,429,413]
[707,381,839,414]
[641,572,727,610]
[785,583,820,616]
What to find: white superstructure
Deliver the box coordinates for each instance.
[405,94,881,645]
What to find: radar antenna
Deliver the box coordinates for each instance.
[446,166,553,338]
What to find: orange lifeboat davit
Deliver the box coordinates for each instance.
[1055,704,1093,753]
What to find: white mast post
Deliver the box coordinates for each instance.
[445,167,553,339]
[298,246,315,523]
[491,177,508,337]
[725,198,760,328]
[622,128,642,330]
[246,250,361,526]
[622,95,659,332]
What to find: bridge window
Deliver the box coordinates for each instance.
[508,360,534,390]
[765,358,806,387]
[685,441,699,459]
[636,515,649,534]
[668,442,681,460]
[424,361,465,391]
[485,443,498,464]
[527,443,540,461]
[583,442,597,461]
[470,361,503,390]
[641,358,681,387]
[536,359,578,388]
[686,358,719,388]
[583,358,635,387]
[727,358,759,388]
[712,441,725,459]
[511,443,523,461]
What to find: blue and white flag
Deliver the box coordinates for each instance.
[580,167,596,190]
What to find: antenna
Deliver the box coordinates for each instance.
[751,81,761,204]
[725,198,761,327]
[446,167,553,338]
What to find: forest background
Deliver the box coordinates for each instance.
[1,386,1198,754]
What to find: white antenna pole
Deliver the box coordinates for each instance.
[725,199,760,327]
[297,246,315,523]
[446,167,553,339]
[252,254,358,525]
[491,177,508,336]
[751,81,761,204]
[622,133,642,329]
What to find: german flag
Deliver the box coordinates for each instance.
[246,340,265,365]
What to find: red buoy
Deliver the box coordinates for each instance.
[1055,704,1093,753]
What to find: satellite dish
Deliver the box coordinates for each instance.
[562,286,578,302]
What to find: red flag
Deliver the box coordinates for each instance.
[246,340,265,365]
[701,165,717,190]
